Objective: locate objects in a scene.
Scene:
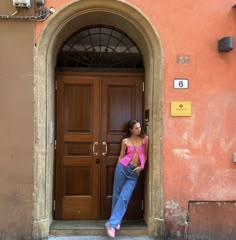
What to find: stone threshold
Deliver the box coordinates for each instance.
[50,220,148,236]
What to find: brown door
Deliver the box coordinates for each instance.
[55,72,144,220]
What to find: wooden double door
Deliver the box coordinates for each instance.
[55,72,144,220]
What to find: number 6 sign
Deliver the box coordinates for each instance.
[173,79,189,89]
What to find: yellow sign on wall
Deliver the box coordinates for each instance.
[171,101,192,116]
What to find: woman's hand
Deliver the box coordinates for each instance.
[133,166,142,175]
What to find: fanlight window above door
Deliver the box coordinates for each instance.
[57,25,143,70]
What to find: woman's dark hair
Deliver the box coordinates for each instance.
[127,119,146,137]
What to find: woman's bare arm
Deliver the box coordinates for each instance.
[118,138,127,162]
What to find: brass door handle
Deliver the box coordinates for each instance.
[93,141,98,156]
[102,142,107,156]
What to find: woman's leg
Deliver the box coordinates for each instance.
[108,164,138,228]
[111,163,126,213]
[105,163,126,237]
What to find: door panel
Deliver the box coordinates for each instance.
[100,75,143,219]
[55,74,100,220]
[55,73,144,220]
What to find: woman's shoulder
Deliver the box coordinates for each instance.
[122,137,133,146]
[122,138,128,145]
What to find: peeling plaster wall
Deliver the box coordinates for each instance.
[160,0,236,238]
[0,2,34,239]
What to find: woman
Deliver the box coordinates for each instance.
[105,119,149,238]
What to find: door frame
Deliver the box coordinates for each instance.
[33,1,164,239]
[54,71,145,220]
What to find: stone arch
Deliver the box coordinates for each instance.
[33,0,164,239]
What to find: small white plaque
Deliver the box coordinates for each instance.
[174,79,189,89]
[176,55,191,64]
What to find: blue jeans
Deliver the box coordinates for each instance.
[107,162,139,228]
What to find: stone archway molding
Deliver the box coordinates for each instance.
[33,0,164,239]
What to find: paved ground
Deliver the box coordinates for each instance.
[49,236,156,240]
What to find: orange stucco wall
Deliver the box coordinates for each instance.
[35,0,236,238]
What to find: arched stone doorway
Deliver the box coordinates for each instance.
[55,25,145,221]
[33,1,164,239]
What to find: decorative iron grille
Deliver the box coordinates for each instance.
[57,25,143,69]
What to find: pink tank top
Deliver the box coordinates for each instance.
[119,136,148,169]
